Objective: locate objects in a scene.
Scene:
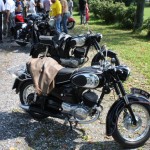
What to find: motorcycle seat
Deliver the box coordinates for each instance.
[55,67,76,84]
[39,35,54,45]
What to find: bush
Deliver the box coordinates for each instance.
[119,6,136,29]
[90,0,125,24]
[143,18,150,37]
[90,0,136,29]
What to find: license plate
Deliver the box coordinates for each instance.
[131,88,150,99]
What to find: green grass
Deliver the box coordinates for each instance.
[144,6,150,20]
[71,12,150,92]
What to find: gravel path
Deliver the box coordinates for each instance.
[0,39,150,150]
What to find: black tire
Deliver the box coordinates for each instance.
[112,103,150,149]
[16,40,28,47]
[91,51,120,66]
[19,80,48,120]
[67,21,75,30]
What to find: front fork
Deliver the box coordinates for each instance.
[114,80,137,125]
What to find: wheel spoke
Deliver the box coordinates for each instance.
[117,104,150,142]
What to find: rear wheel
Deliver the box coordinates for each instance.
[112,103,150,149]
[19,80,48,120]
[67,21,75,30]
[15,29,29,47]
[15,40,28,47]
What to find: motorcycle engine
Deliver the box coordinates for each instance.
[62,91,98,121]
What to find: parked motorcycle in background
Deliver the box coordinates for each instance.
[67,17,75,30]
[14,13,57,47]
[14,12,75,47]
[8,56,150,149]
[30,31,120,68]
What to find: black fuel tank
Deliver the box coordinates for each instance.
[71,66,103,88]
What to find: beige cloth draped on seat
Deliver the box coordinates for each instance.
[27,57,63,95]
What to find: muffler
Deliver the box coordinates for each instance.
[20,104,29,110]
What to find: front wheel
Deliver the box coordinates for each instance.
[91,51,120,66]
[19,80,48,120]
[112,103,150,149]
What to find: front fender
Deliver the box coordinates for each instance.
[106,94,150,136]
[92,50,118,61]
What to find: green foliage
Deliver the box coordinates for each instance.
[89,1,136,29]
[143,18,150,37]
[119,6,136,29]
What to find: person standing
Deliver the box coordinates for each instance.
[5,0,15,39]
[27,0,36,14]
[50,0,62,33]
[43,0,51,13]
[79,0,86,24]
[2,0,7,37]
[15,0,24,22]
[85,0,89,23]
[68,0,73,16]
[0,0,5,43]
[60,0,69,34]
[22,0,27,18]
[15,0,23,15]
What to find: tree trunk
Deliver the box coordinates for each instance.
[133,0,145,31]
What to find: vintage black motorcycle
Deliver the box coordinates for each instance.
[30,31,120,68]
[9,57,150,149]
[14,13,57,46]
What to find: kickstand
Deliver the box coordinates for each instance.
[69,121,79,130]
[69,121,73,130]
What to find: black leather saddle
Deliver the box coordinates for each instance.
[39,35,54,45]
[55,67,76,84]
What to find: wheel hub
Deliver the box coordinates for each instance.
[27,93,34,104]
[123,114,142,132]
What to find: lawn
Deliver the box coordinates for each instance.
[71,11,150,92]
[144,6,150,20]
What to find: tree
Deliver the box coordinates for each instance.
[133,0,145,31]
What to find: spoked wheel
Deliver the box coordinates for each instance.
[19,80,48,120]
[15,40,28,47]
[67,21,75,30]
[112,103,150,149]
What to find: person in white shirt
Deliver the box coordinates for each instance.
[0,0,5,43]
[5,0,15,38]
[27,0,36,14]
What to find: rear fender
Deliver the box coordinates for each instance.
[106,94,150,136]
[13,79,32,93]
[68,17,75,22]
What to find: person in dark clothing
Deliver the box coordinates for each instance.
[15,0,23,15]
[2,0,7,37]
[0,0,5,43]
[79,0,86,24]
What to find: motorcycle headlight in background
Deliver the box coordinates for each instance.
[116,65,131,82]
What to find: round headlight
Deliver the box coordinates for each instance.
[116,65,130,81]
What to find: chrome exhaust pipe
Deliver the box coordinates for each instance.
[20,104,29,110]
